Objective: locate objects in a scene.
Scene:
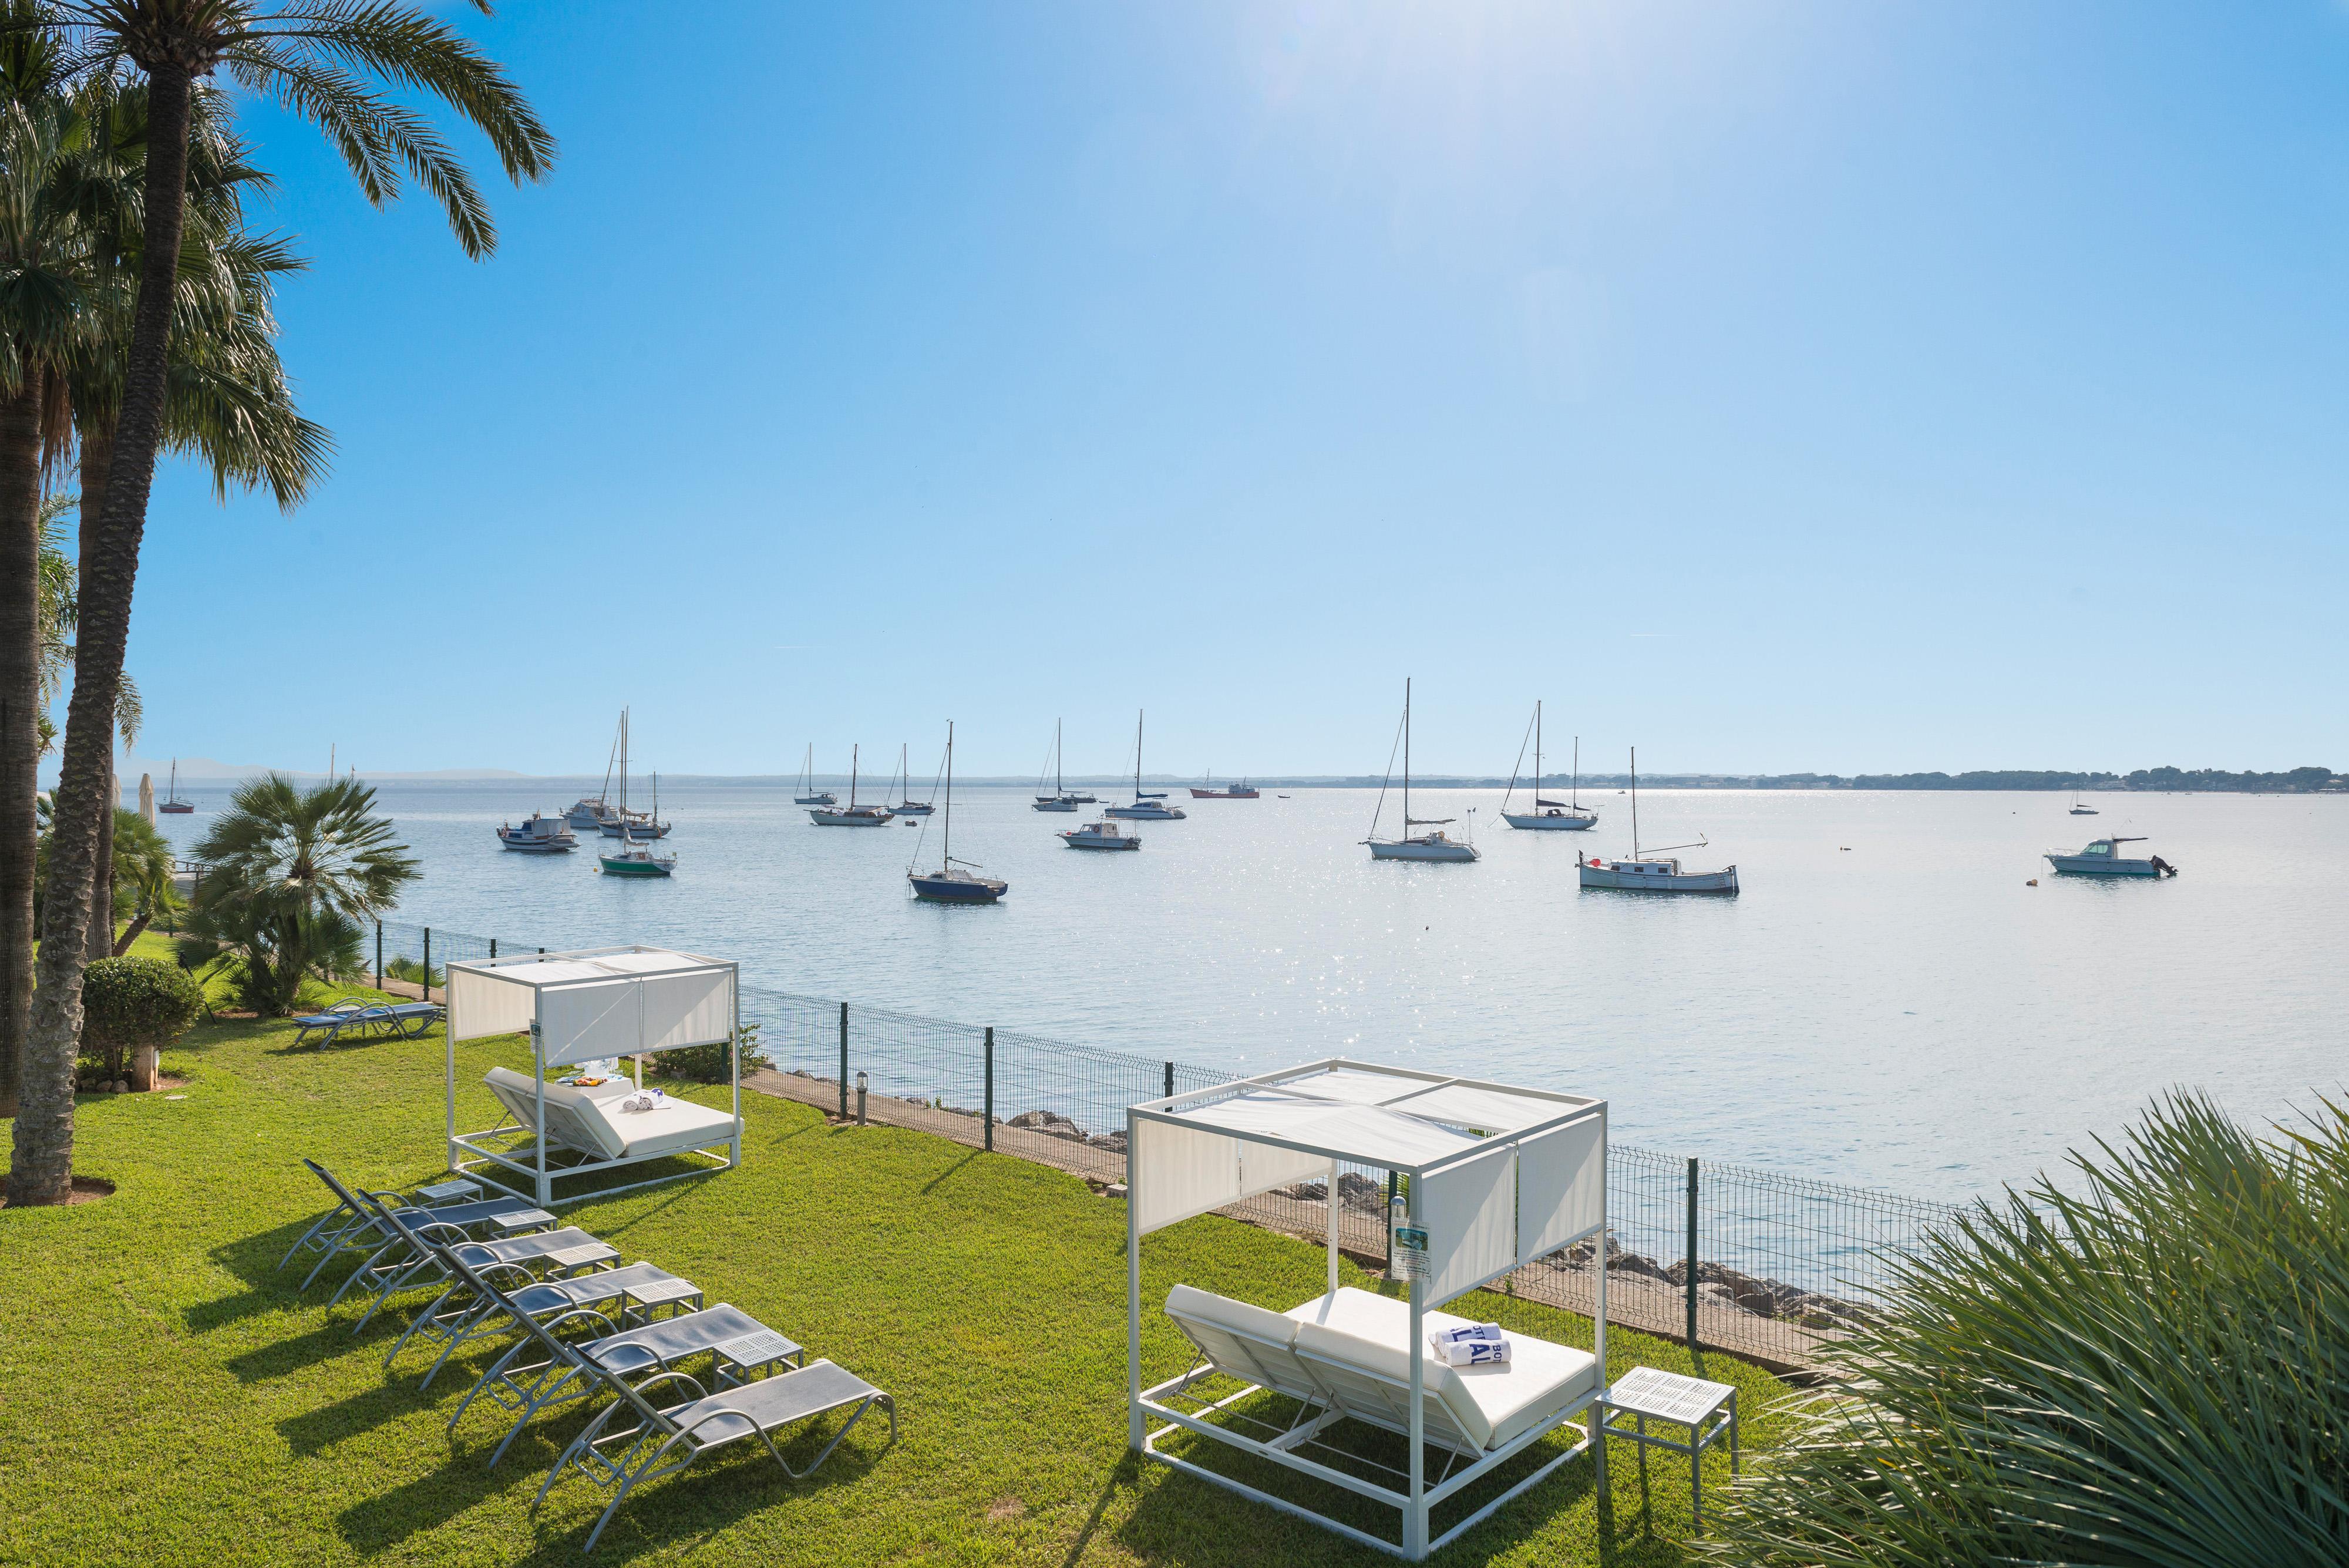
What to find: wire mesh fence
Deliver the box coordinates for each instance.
[367,916,1962,1367]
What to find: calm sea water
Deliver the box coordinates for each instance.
[143,779,2349,1202]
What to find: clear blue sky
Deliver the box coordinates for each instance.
[105,1,2349,779]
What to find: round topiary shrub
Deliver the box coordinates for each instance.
[80,956,206,1089]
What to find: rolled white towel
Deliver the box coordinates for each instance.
[616,1089,669,1114]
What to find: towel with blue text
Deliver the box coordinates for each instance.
[1429,1323,1511,1366]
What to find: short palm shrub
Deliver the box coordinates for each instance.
[78,956,205,1086]
[1708,1091,2349,1566]
[383,954,443,990]
[189,775,418,1016]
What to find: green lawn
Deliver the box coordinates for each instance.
[0,979,1786,1566]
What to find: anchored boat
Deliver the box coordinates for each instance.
[2068,790,2099,816]
[1578,748,1737,893]
[1364,678,1478,862]
[496,812,578,853]
[1060,817,1141,851]
[2046,835,2176,877]
[794,743,837,806]
[1034,719,1081,812]
[159,758,194,814]
[888,742,935,816]
[1105,711,1187,820]
[809,745,894,826]
[598,773,676,876]
[1500,702,1597,832]
[908,722,1006,902]
[596,711,671,837]
[1189,773,1260,799]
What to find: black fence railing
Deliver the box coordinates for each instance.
[372,917,1960,1368]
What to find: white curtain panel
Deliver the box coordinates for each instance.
[638,970,732,1054]
[539,980,643,1067]
[1517,1115,1606,1262]
[1422,1142,1519,1307]
[445,966,535,1043]
[1133,1116,1246,1235]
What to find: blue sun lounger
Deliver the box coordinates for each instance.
[292,997,445,1049]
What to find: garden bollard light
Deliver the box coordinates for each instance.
[856,1071,869,1126]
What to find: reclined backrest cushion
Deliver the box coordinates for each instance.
[484,1066,626,1159]
[1165,1285,1317,1399]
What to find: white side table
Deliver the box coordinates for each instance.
[1600,1365,1738,1524]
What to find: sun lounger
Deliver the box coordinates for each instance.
[483,1066,740,1165]
[1155,1283,1600,1482]
[454,1300,803,1468]
[325,1177,617,1334]
[291,997,443,1049]
[284,1156,547,1294]
[532,1350,894,1552]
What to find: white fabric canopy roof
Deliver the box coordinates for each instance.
[446,946,736,1066]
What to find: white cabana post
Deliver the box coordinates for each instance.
[443,946,743,1206]
[1126,1059,1608,1562]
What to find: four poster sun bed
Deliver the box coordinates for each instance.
[443,947,744,1207]
[1126,1060,1610,1561]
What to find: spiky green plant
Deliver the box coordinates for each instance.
[186,772,415,1015]
[1707,1091,2349,1566]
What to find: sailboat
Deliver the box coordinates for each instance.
[795,744,837,806]
[566,716,623,827]
[1577,749,1738,893]
[1364,678,1478,862]
[809,746,893,826]
[1034,719,1081,812]
[1501,703,1598,831]
[890,743,935,816]
[158,758,194,814]
[600,771,677,876]
[596,709,671,837]
[2068,789,2099,816]
[908,722,1007,902]
[1104,711,1187,819]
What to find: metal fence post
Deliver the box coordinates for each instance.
[983,1027,994,1152]
[1163,1061,1174,1101]
[490,937,497,958]
[838,1002,849,1121]
[1686,1155,1700,1351]
[1385,1171,1398,1274]
[375,919,383,990]
[422,927,431,1003]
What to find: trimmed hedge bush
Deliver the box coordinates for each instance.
[80,956,206,1084]
[650,1022,769,1085]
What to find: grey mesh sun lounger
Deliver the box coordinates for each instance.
[284,1156,547,1295]
[455,1302,801,1469]
[335,1182,617,1334]
[532,1348,894,1552]
[290,997,443,1049]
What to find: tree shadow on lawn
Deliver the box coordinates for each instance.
[333,1399,898,1559]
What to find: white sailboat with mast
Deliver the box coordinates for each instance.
[595,709,671,837]
[1501,702,1598,831]
[1033,719,1081,812]
[908,722,1007,901]
[889,743,934,816]
[1364,678,1478,862]
[600,768,678,876]
[794,743,837,807]
[809,745,893,826]
[1105,711,1186,819]
[566,715,624,827]
[1577,748,1738,893]
[159,758,193,814]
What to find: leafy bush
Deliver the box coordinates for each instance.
[649,1023,769,1085]
[383,954,443,989]
[78,956,205,1083]
[1707,1091,2349,1566]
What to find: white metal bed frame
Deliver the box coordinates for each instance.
[443,946,743,1207]
[1125,1057,1609,1560]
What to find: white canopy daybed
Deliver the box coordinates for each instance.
[1125,1060,1608,1561]
[443,946,742,1206]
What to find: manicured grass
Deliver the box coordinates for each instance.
[0,994,1786,1566]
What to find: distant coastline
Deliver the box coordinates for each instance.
[110,763,2347,794]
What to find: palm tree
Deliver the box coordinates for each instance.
[186,773,415,1015]
[12,0,550,1204]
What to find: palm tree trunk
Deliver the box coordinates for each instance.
[112,911,150,958]
[0,375,43,1122]
[10,65,193,1206]
[78,453,113,968]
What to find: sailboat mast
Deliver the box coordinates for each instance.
[1056,718,1063,796]
[1631,747,1639,859]
[1135,710,1143,799]
[1403,678,1411,831]
[618,709,629,817]
[943,723,954,863]
[850,745,859,809]
[1534,701,1542,800]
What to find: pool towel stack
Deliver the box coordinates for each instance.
[1429,1321,1511,1367]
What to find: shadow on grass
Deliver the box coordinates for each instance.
[921,1149,982,1195]
[334,1398,898,1557]
[277,1374,433,1456]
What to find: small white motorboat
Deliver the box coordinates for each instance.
[1362,679,1479,863]
[2045,836,2176,877]
[497,813,578,853]
[810,745,894,826]
[1577,748,1736,893]
[562,798,609,829]
[1060,818,1140,851]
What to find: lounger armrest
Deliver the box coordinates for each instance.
[676,1403,762,1442]
[629,1369,711,1404]
[472,1259,541,1291]
[537,1304,620,1340]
